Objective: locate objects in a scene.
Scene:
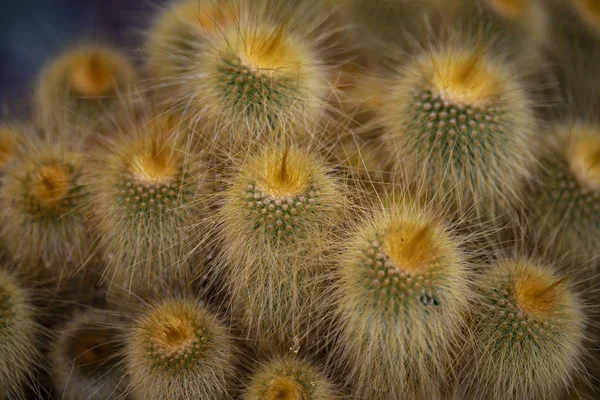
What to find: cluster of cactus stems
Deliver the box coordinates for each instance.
[1,0,600,398]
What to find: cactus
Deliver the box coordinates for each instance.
[380,41,536,220]
[459,259,585,399]
[0,270,39,400]
[0,136,88,272]
[0,125,21,174]
[528,124,600,268]
[146,0,240,79]
[569,0,600,36]
[330,199,471,399]
[34,43,136,131]
[85,114,208,296]
[124,298,237,400]
[217,145,344,351]
[146,0,336,150]
[244,356,341,400]
[50,309,127,400]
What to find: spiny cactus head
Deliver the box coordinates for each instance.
[125,299,236,399]
[51,310,127,400]
[423,46,501,108]
[205,21,323,124]
[244,356,340,400]
[347,203,466,307]
[486,0,531,19]
[565,126,600,191]
[525,123,600,268]
[13,152,83,219]
[66,50,120,97]
[0,126,19,169]
[141,304,211,372]
[101,116,199,218]
[228,146,342,243]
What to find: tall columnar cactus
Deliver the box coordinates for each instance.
[0,270,39,400]
[528,124,600,267]
[145,0,338,150]
[50,309,127,400]
[35,44,137,131]
[217,145,344,351]
[85,114,209,296]
[244,356,341,400]
[330,199,471,399]
[0,137,88,272]
[459,259,585,399]
[380,41,536,220]
[124,298,237,400]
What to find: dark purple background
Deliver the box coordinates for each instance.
[0,0,166,110]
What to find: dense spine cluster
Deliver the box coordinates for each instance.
[124,299,237,399]
[331,200,471,399]
[459,259,585,399]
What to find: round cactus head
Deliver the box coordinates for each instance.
[382,42,535,219]
[565,127,600,191]
[227,146,342,243]
[332,200,471,399]
[35,44,136,130]
[0,127,19,170]
[86,113,208,295]
[244,356,340,400]
[125,299,236,399]
[463,259,585,400]
[529,124,600,265]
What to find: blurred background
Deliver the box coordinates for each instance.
[0,0,165,110]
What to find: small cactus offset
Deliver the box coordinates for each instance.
[1,0,600,399]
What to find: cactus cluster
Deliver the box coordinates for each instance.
[1,0,600,398]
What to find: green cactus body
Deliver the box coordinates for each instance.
[244,356,340,400]
[460,260,585,399]
[0,143,88,272]
[125,299,236,400]
[331,201,471,399]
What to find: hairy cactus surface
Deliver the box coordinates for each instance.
[124,298,237,400]
[331,199,472,399]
